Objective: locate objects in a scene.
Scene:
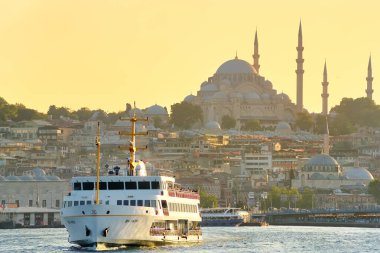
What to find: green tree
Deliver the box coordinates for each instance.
[368,179,380,203]
[74,107,93,121]
[295,111,313,131]
[15,108,45,121]
[221,115,236,129]
[170,101,203,129]
[331,97,380,128]
[241,119,261,131]
[199,189,218,208]
[329,113,355,136]
[48,105,72,119]
[152,116,164,129]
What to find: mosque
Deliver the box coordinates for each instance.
[183,25,306,129]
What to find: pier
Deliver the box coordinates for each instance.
[265,207,380,228]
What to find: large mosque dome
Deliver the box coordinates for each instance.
[216,58,257,74]
[304,154,340,172]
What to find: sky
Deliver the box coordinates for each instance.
[0,0,379,114]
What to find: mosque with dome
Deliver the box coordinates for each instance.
[184,29,301,129]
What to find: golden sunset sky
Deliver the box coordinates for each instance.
[0,0,378,114]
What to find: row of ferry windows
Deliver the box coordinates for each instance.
[63,199,158,208]
[73,181,160,191]
[63,200,198,213]
[168,202,198,213]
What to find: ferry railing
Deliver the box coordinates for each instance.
[167,189,200,200]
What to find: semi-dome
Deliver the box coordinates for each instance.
[146,104,167,115]
[212,91,228,100]
[275,121,292,132]
[343,167,374,180]
[205,121,221,130]
[184,94,196,102]
[216,58,256,74]
[200,83,218,92]
[244,92,261,100]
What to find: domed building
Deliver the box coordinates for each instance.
[183,32,299,130]
[292,154,374,190]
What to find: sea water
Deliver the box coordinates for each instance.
[1,226,379,253]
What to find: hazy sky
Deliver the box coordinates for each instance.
[0,0,378,114]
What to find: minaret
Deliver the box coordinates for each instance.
[253,29,260,74]
[296,21,304,111]
[322,61,329,116]
[366,55,374,100]
[323,117,330,155]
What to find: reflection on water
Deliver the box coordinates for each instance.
[1,226,380,253]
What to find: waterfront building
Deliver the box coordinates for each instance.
[0,168,69,209]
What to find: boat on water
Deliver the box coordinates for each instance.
[200,208,249,227]
[61,112,202,248]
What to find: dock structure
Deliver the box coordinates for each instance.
[265,208,380,228]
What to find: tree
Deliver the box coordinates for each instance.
[295,111,313,131]
[331,97,380,128]
[152,116,164,129]
[221,115,236,129]
[199,189,218,208]
[74,107,93,121]
[48,105,72,119]
[329,113,355,136]
[15,108,45,121]
[170,101,203,129]
[368,179,380,203]
[241,119,261,131]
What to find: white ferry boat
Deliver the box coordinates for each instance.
[200,208,249,227]
[61,113,202,248]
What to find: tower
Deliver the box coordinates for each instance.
[296,21,304,111]
[366,55,374,100]
[321,61,329,116]
[253,29,260,74]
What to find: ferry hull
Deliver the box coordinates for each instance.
[61,205,202,248]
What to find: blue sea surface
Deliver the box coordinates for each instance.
[1,226,380,253]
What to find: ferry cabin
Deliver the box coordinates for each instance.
[62,175,201,238]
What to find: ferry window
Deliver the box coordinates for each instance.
[117,200,122,205]
[73,182,82,191]
[151,181,160,189]
[105,200,109,205]
[63,201,66,208]
[74,201,79,206]
[138,181,150,190]
[29,200,33,207]
[68,201,72,207]
[130,200,136,206]
[83,182,95,190]
[56,200,60,208]
[123,200,129,206]
[144,200,150,207]
[161,200,168,209]
[125,181,137,190]
[150,200,157,208]
[108,182,124,190]
[80,201,85,206]
[137,200,143,206]
[100,182,107,190]
[86,200,92,205]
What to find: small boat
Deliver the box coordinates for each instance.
[61,110,202,249]
[200,208,249,227]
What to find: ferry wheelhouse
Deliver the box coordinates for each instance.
[61,114,202,248]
